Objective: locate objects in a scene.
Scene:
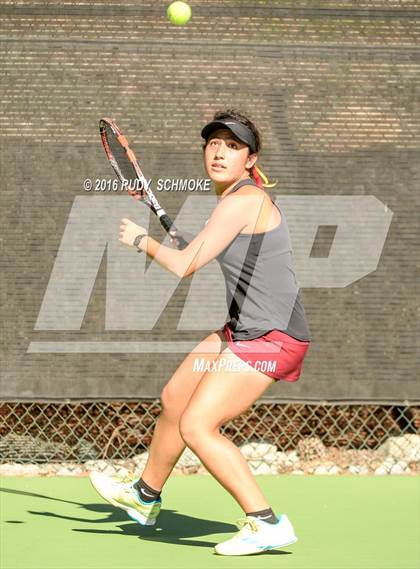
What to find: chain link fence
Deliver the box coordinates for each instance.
[1,401,419,475]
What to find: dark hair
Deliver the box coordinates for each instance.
[203,108,275,188]
[212,108,261,153]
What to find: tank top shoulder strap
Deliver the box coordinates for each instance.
[222,178,279,209]
[222,177,259,199]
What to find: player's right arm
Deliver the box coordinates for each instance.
[142,192,262,278]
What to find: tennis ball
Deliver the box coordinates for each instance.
[167,1,192,26]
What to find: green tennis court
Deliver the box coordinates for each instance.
[1,475,418,569]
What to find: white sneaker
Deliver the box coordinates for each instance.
[214,514,298,556]
[89,471,161,526]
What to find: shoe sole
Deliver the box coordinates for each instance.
[214,536,298,556]
[89,472,157,527]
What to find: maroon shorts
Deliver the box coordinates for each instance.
[220,323,310,382]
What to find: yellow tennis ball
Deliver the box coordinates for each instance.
[167,1,192,26]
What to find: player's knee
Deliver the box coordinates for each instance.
[178,413,198,446]
[179,412,213,447]
[160,384,183,421]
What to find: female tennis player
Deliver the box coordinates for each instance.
[90,109,311,556]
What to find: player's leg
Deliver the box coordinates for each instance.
[178,347,273,512]
[90,330,225,524]
[178,347,298,554]
[141,330,224,490]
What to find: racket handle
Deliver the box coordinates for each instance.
[172,234,189,250]
[159,214,189,250]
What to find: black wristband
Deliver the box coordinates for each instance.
[133,233,148,252]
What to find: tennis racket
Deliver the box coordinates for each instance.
[99,117,189,249]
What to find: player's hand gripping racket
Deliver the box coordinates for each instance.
[99,117,189,250]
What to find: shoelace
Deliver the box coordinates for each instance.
[105,473,161,513]
[120,476,135,484]
[106,472,136,484]
[236,517,260,534]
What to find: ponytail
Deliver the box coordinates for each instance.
[251,165,277,189]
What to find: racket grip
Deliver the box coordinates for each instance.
[173,235,189,250]
[159,213,177,234]
[159,214,189,250]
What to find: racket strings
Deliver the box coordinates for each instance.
[104,125,142,192]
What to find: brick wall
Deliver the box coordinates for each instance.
[0,1,418,401]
